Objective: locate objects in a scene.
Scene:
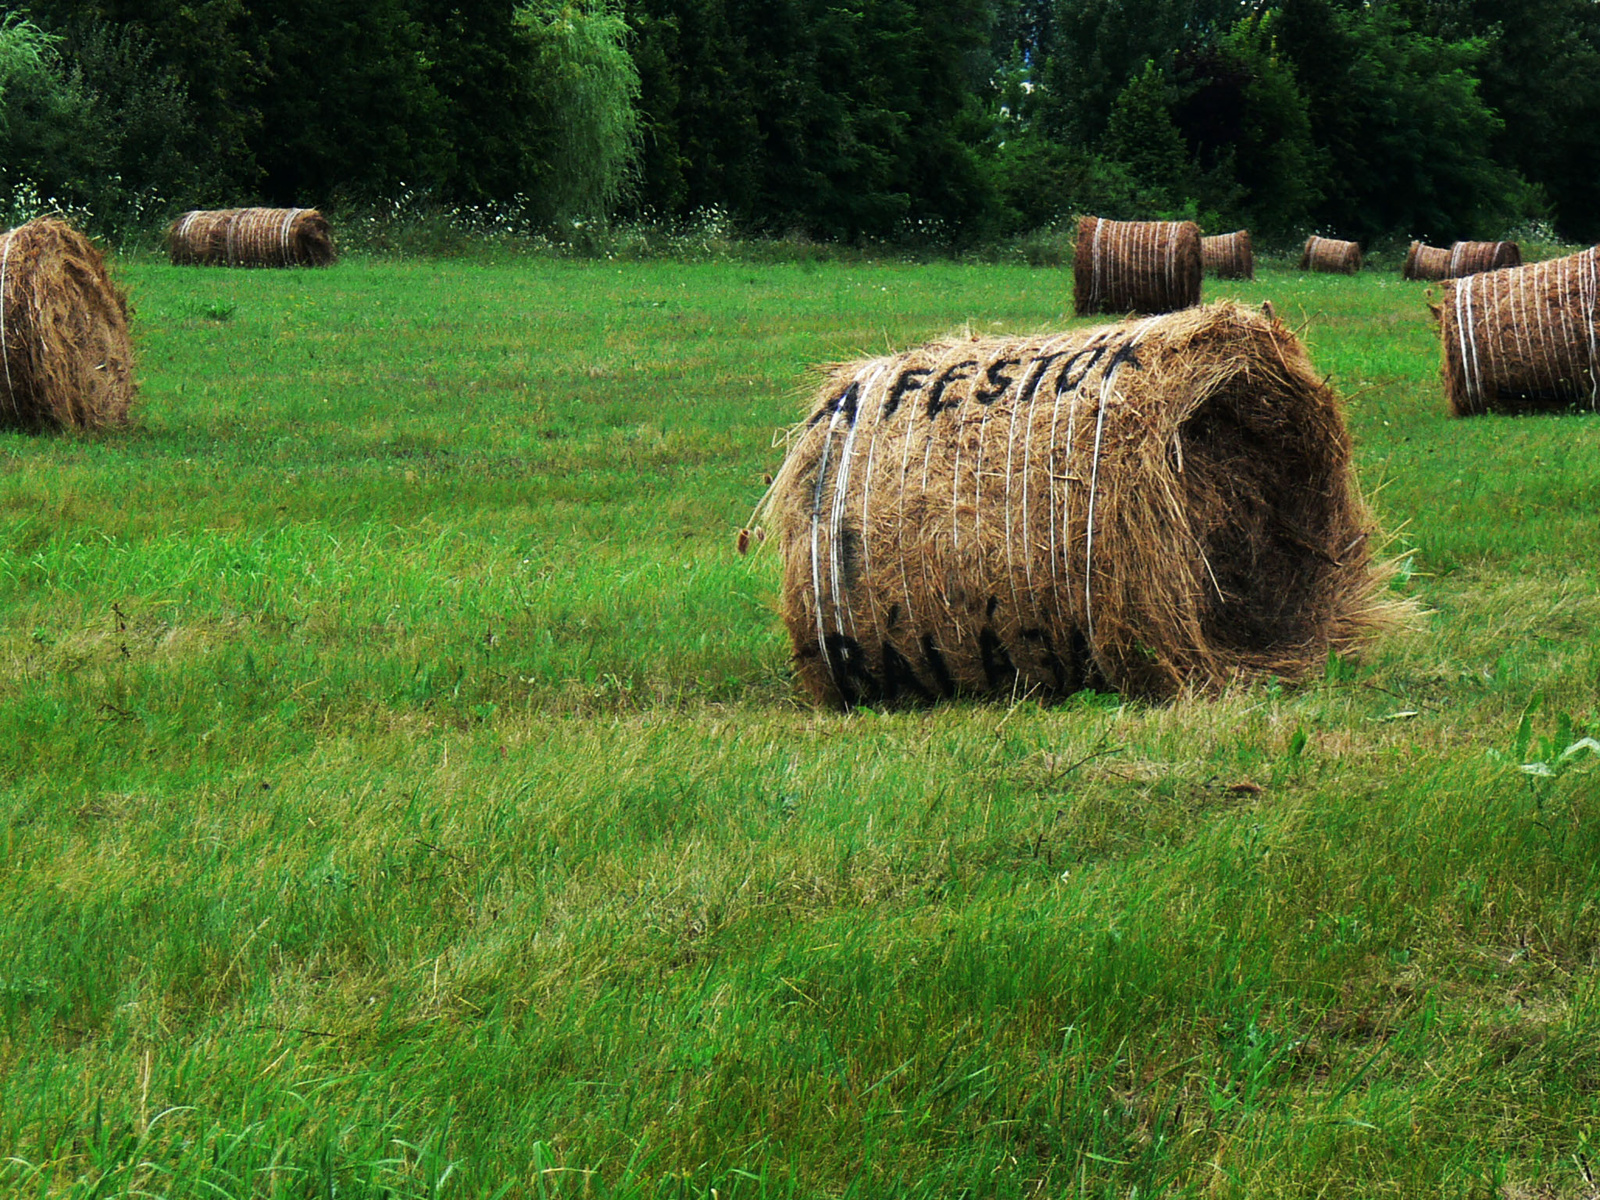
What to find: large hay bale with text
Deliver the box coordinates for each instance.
[1201,230,1254,280]
[1299,236,1361,274]
[1402,241,1450,281]
[0,217,135,431]
[166,208,337,267]
[1446,240,1521,277]
[1440,246,1600,416]
[1074,217,1202,316]
[763,302,1395,707]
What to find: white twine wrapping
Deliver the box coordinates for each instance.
[827,363,887,644]
[279,208,303,262]
[0,230,16,418]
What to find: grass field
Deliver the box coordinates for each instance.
[2,250,1599,1199]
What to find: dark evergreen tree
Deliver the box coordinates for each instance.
[414,0,544,204]
[1272,0,1527,242]
[246,0,448,203]
[1411,0,1600,241]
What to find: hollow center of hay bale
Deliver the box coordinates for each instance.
[1175,379,1350,656]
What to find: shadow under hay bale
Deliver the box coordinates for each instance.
[1300,236,1362,274]
[1439,245,1600,416]
[0,217,135,432]
[1074,216,1202,316]
[167,208,337,268]
[763,302,1399,707]
[1202,230,1254,280]
[1403,241,1450,281]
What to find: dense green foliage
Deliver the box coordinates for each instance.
[1,0,1597,244]
[3,251,1600,1197]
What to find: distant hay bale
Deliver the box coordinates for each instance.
[1073,216,1202,316]
[166,207,337,268]
[1299,236,1361,274]
[1201,230,1254,280]
[762,301,1396,707]
[1446,240,1521,277]
[0,217,135,431]
[1439,246,1600,416]
[1402,241,1450,281]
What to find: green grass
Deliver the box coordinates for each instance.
[2,255,1599,1199]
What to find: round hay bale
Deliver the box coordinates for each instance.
[763,301,1396,707]
[1440,246,1600,416]
[1299,236,1362,274]
[1073,216,1202,316]
[0,217,135,432]
[1201,230,1254,280]
[166,207,337,268]
[1446,240,1522,277]
[1402,241,1450,281]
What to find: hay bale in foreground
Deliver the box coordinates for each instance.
[1440,246,1600,416]
[166,208,337,267]
[0,218,135,431]
[1074,216,1202,316]
[1447,240,1521,277]
[1402,241,1451,281]
[1201,230,1254,280]
[1299,236,1361,274]
[762,302,1396,707]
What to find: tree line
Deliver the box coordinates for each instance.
[2,0,1596,247]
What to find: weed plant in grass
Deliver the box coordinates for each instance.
[1,257,1598,1198]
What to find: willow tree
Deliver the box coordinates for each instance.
[519,0,641,223]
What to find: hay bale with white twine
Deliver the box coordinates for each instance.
[1445,241,1521,277]
[1439,246,1600,416]
[1074,217,1202,316]
[1201,231,1253,280]
[1402,241,1450,281]
[760,301,1397,707]
[166,208,337,267]
[0,218,135,431]
[1299,236,1361,274]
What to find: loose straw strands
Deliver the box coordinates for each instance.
[762,302,1400,707]
[0,217,135,431]
[1440,246,1600,416]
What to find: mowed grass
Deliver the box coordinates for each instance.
[2,252,1599,1199]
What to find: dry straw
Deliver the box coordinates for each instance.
[0,217,135,431]
[761,301,1399,707]
[1402,241,1451,281]
[1299,236,1361,274]
[1445,240,1521,277]
[1074,216,1202,316]
[1439,245,1600,416]
[1201,230,1254,280]
[166,208,337,268]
